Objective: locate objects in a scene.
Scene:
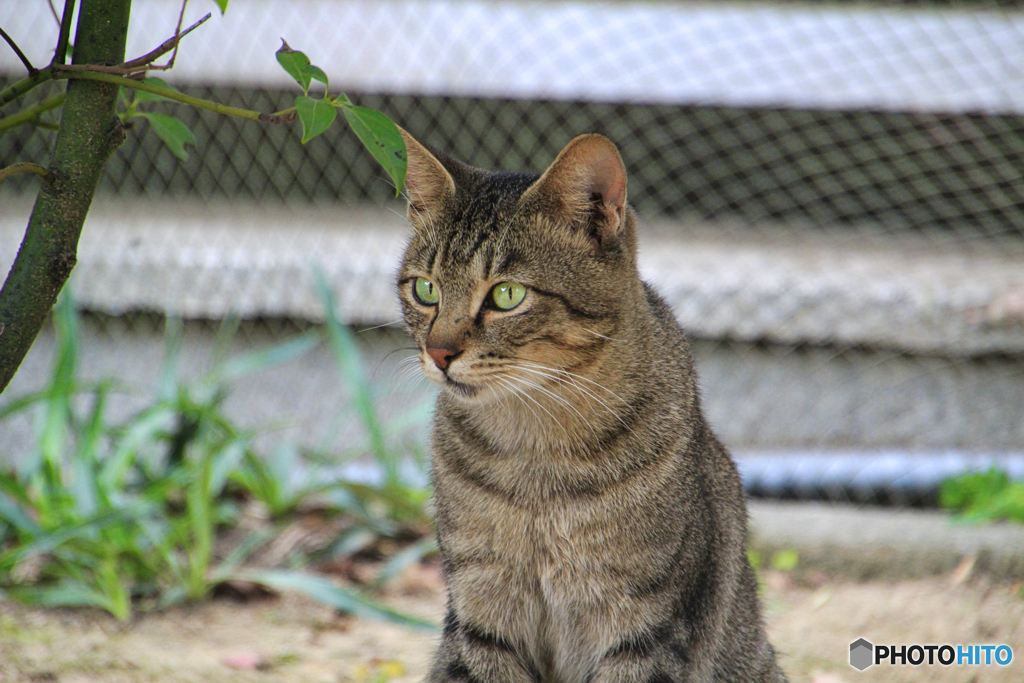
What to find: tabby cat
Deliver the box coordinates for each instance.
[396,129,786,683]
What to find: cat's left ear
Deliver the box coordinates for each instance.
[523,134,628,250]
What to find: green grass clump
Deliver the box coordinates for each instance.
[939,468,1024,524]
[0,284,435,630]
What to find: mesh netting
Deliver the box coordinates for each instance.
[4,84,1024,240]
[3,0,1024,505]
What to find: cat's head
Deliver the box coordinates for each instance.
[397,130,640,405]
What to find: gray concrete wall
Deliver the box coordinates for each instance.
[5,316,1023,467]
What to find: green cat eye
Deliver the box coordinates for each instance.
[491,282,527,310]
[414,277,439,305]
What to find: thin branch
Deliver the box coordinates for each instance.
[58,70,297,124]
[47,0,61,27]
[56,63,156,75]
[54,12,211,76]
[0,26,36,75]
[0,69,56,109]
[53,0,76,66]
[0,163,51,186]
[164,0,189,70]
[121,12,210,70]
[0,94,66,135]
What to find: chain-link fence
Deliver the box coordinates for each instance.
[2,0,1024,506]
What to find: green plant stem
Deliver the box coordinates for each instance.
[0,94,66,135]
[0,163,51,185]
[59,70,296,124]
[0,69,55,109]
[0,0,132,396]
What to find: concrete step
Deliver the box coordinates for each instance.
[3,197,1024,452]
[3,197,1023,356]
[749,500,1024,580]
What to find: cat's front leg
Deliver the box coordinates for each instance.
[427,609,538,683]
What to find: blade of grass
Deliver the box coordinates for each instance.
[7,581,118,615]
[215,330,321,383]
[0,502,153,571]
[235,569,437,632]
[209,526,278,583]
[100,406,175,490]
[157,315,184,402]
[0,485,39,535]
[208,312,241,373]
[311,268,393,482]
[372,535,438,590]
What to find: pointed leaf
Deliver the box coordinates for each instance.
[276,40,312,93]
[303,65,329,92]
[341,104,407,196]
[296,95,337,144]
[134,77,178,104]
[140,113,196,161]
[211,0,229,14]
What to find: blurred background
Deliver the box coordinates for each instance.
[2,0,1024,507]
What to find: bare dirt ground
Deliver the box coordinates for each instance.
[1,569,1022,683]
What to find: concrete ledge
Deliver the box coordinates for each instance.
[749,500,1024,580]
[2,197,1023,356]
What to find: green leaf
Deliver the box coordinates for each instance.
[140,113,196,161]
[341,104,407,196]
[134,77,178,104]
[276,40,312,93]
[296,95,337,144]
[235,569,437,632]
[303,65,329,92]
[211,0,229,14]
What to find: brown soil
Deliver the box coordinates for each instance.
[1,570,1022,683]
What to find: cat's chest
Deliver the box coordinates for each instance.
[449,499,635,680]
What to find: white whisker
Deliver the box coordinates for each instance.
[506,372,600,447]
[584,328,625,342]
[511,364,634,435]
[516,360,635,412]
[359,318,406,333]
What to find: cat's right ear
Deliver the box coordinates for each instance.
[522,134,628,253]
[399,128,456,226]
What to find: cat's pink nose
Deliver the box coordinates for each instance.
[427,347,456,370]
